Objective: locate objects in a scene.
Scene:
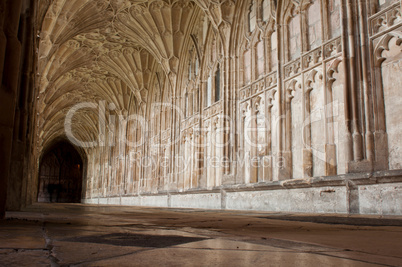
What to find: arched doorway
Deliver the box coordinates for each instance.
[37,141,83,203]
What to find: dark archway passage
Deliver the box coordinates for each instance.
[38,141,83,203]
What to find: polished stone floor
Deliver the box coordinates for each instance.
[0,204,401,267]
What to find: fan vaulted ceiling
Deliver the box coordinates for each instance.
[36,0,238,152]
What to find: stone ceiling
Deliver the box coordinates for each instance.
[35,0,238,152]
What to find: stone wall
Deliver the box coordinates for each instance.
[84,170,402,215]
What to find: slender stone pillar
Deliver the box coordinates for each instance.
[8,2,34,211]
[0,0,23,219]
[0,2,7,85]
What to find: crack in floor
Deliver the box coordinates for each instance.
[42,223,60,267]
[69,247,158,266]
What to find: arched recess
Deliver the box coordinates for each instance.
[374,32,402,170]
[37,140,86,203]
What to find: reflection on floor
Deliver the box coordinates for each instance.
[1,203,401,266]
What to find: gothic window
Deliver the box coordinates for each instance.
[211,37,216,62]
[194,88,199,113]
[262,0,270,22]
[215,66,221,102]
[195,57,199,77]
[378,0,398,10]
[185,92,189,118]
[189,92,194,115]
[307,0,322,50]
[328,0,341,38]
[256,39,265,77]
[203,16,208,44]
[206,75,212,107]
[288,6,301,61]
[285,1,332,60]
[249,0,257,32]
[244,49,252,84]
[188,60,192,81]
[270,31,278,71]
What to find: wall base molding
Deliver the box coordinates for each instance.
[83,170,402,215]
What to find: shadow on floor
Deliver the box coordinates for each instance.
[63,233,207,248]
[258,215,402,226]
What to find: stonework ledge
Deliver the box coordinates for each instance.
[87,170,402,197]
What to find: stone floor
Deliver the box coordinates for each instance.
[0,204,402,267]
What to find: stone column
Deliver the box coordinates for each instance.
[281,81,295,181]
[0,0,23,219]
[358,0,374,164]
[340,0,354,169]
[346,0,363,162]
[0,0,7,219]
[325,59,341,176]
[276,22,292,181]
[265,91,275,181]
[303,84,313,178]
[0,2,6,84]
[8,1,35,211]
[250,101,258,183]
